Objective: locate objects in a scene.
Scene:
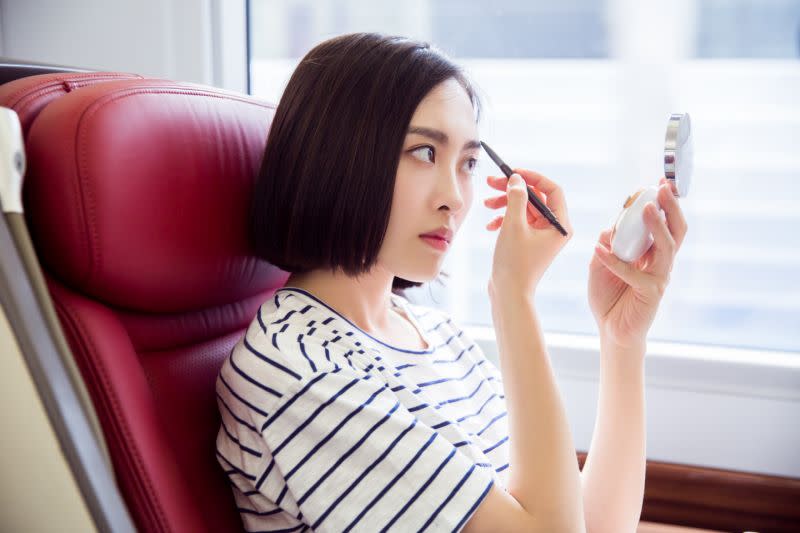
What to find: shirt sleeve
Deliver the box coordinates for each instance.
[257,367,496,533]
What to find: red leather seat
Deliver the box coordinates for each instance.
[0,71,145,137]
[15,76,288,532]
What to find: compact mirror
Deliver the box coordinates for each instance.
[664,112,693,198]
[610,112,694,262]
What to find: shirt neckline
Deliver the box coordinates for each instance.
[274,286,436,354]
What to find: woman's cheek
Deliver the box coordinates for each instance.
[462,179,474,204]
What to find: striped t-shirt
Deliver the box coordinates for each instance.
[215,286,510,532]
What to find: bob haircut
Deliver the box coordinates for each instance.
[250,32,481,294]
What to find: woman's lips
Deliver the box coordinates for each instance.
[420,235,449,251]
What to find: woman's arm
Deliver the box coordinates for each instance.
[489,289,586,532]
[583,178,688,532]
[580,339,647,533]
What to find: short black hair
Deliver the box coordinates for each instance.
[249,32,481,294]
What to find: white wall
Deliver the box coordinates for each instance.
[0,0,246,92]
[0,308,97,532]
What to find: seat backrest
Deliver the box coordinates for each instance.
[18,77,286,532]
[0,71,151,472]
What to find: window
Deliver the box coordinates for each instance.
[247,0,800,354]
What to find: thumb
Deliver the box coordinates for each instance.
[505,173,528,227]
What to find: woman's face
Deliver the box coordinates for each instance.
[380,77,480,283]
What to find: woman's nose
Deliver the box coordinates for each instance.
[439,167,466,212]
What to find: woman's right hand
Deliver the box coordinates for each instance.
[484,169,573,301]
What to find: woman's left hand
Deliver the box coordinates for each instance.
[588,177,688,353]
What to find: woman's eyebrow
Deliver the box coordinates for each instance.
[407,126,481,151]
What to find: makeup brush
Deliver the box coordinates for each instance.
[480,141,568,237]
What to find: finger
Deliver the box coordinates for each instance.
[487,175,514,190]
[487,176,547,204]
[643,201,676,274]
[512,168,568,220]
[511,168,560,196]
[492,177,547,226]
[659,176,679,196]
[598,228,612,248]
[483,194,506,208]
[657,182,688,249]
[590,229,614,270]
[484,192,546,221]
[593,240,652,289]
[504,173,529,228]
[486,215,503,231]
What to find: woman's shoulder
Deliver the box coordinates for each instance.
[220,290,369,400]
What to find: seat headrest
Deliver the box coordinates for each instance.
[24,79,283,312]
[0,71,145,136]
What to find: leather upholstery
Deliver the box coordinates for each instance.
[10,75,288,532]
[0,71,144,137]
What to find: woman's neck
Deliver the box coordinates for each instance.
[283,270,397,336]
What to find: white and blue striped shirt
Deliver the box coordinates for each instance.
[215,287,510,532]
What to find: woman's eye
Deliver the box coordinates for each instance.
[462,157,477,174]
[411,145,435,163]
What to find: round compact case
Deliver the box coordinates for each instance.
[610,113,693,262]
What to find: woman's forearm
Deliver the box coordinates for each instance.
[581,340,647,533]
[490,290,586,532]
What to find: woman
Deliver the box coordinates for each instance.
[216,32,687,532]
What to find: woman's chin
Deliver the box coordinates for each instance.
[397,267,441,284]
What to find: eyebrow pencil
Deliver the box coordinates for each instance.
[480,141,568,237]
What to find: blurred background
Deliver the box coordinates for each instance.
[249,0,800,354]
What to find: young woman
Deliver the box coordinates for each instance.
[215,32,687,533]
